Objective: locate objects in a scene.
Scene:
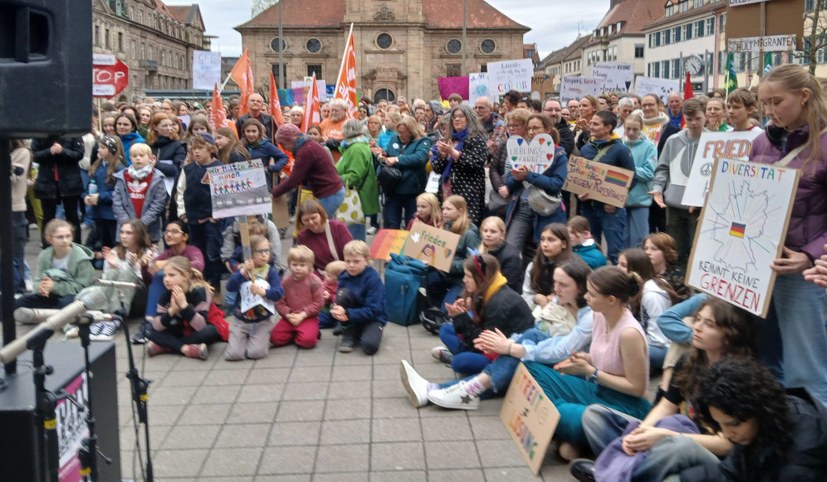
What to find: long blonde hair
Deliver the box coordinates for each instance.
[164,256,213,293]
[477,216,505,253]
[444,195,470,235]
[416,192,442,226]
[762,64,827,171]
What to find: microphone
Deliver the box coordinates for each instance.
[14,308,61,325]
[97,279,139,288]
[0,288,108,364]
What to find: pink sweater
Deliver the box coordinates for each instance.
[276,272,324,318]
[590,308,648,378]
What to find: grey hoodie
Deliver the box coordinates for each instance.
[652,129,705,209]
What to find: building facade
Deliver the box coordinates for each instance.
[92,0,209,100]
[235,0,529,102]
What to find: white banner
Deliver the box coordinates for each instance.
[729,0,771,6]
[560,76,604,104]
[192,51,222,90]
[634,76,680,104]
[727,35,796,53]
[487,59,534,96]
[593,62,634,93]
[469,72,491,104]
[291,79,329,101]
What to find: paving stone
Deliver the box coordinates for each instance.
[314,444,370,473]
[319,419,371,445]
[326,381,372,400]
[421,415,473,441]
[371,362,404,381]
[330,350,373,365]
[201,369,253,386]
[372,379,404,399]
[214,423,272,448]
[227,401,278,424]
[144,403,185,426]
[237,383,284,403]
[253,476,310,482]
[176,403,232,426]
[369,470,427,482]
[159,424,221,450]
[250,352,296,368]
[199,447,263,477]
[193,385,242,404]
[485,466,542,481]
[276,400,325,422]
[427,469,486,481]
[282,382,330,401]
[371,418,422,443]
[468,415,510,440]
[424,441,481,469]
[476,439,527,467]
[151,449,208,478]
[258,446,317,475]
[293,347,337,366]
[245,367,291,384]
[371,397,413,419]
[158,369,209,387]
[370,442,425,471]
[311,473,369,482]
[288,365,332,383]
[331,364,373,381]
[150,385,197,405]
[268,421,321,446]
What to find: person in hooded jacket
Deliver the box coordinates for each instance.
[32,135,85,247]
[240,118,288,192]
[578,111,637,265]
[622,113,657,249]
[114,112,145,166]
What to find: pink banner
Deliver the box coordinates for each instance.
[437,76,469,100]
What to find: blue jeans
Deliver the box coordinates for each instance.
[762,273,827,405]
[439,323,491,375]
[624,206,650,249]
[505,200,534,252]
[383,193,417,230]
[145,271,165,317]
[581,202,626,265]
[188,221,224,290]
[582,406,719,479]
[347,222,366,241]
[316,187,345,219]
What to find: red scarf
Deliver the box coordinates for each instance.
[124,170,153,217]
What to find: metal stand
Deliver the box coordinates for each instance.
[28,328,60,482]
[2,139,17,376]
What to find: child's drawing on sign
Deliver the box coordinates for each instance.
[240,278,276,319]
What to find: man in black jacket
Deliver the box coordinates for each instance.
[31,136,85,246]
[235,93,276,141]
[543,98,574,156]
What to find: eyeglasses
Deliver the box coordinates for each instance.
[254,249,271,255]
[164,230,183,235]
[506,123,522,129]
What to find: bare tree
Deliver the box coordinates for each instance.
[801,0,827,74]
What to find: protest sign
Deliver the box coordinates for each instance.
[438,76,470,100]
[593,62,634,93]
[291,79,328,101]
[686,158,800,317]
[682,130,762,206]
[57,373,89,482]
[487,59,533,96]
[634,76,680,104]
[562,156,634,208]
[192,50,221,90]
[402,220,460,272]
[500,363,560,475]
[370,229,410,261]
[560,76,604,104]
[239,279,276,317]
[506,134,556,174]
[207,159,271,218]
[469,72,491,104]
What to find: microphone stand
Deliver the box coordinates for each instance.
[114,288,154,481]
[28,326,61,482]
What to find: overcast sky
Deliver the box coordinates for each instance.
[164,0,610,59]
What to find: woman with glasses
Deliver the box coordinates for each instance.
[489,108,531,219]
[133,219,205,344]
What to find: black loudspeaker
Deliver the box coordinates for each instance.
[0,0,92,136]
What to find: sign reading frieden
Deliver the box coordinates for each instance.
[682,130,762,207]
[207,159,272,218]
[563,156,634,208]
[402,220,460,273]
[500,363,560,475]
[686,158,800,317]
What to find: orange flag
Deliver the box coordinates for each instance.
[334,24,358,118]
[229,49,255,116]
[211,83,228,128]
[269,70,285,127]
[301,72,321,134]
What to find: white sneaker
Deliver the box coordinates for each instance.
[427,382,480,410]
[431,346,453,364]
[400,360,430,408]
[366,226,377,236]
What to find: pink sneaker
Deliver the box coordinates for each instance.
[181,343,208,360]
[146,341,172,357]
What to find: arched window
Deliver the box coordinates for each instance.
[373,88,396,103]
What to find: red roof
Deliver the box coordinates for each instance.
[597,0,665,35]
[237,0,527,31]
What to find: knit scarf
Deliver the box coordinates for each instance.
[127,164,152,180]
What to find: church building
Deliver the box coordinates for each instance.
[235,0,529,102]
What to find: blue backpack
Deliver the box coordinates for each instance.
[384,253,428,326]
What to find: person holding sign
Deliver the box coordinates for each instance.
[749,65,827,405]
[650,98,707,266]
[224,235,284,360]
[240,118,289,192]
[578,111,636,265]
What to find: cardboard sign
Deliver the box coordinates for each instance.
[207,159,272,219]
[487,59,533,96]
[560,76,604,104]
[469,72,491,104]
[593,62,634,93]
[402,220,460,272]
[563,156,634,208]
[239,279,276,316]
[686,158,800,317]
[634,76,680,104]
[499,363,560,476]
[506,134,555,174]
[370,229,409,261]
[682,130,762,206]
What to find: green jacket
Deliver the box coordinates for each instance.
[446,222,481,279]
[35,243,95,297]
[337,138,380,216]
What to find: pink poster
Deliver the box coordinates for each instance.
[57,373,89,482]
[437,76,469,100]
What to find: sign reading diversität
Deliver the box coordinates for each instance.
[506,134,556,174]
[686,158,800,317]
[500,363,560,475]
[563,156,634,208]
[682,130,763,206]
[207,159,271,218]
[402,220,460,273]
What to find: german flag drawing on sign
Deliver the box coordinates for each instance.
[729,222,746,238]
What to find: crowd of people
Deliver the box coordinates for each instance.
[8,63,827,479]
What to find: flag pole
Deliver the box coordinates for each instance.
[334,23,354,99]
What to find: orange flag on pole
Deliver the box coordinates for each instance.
[334,24,358,118]
[269,70,285,127]
[211,83,227,127]
[229,49,255,116]
[301,72,321,134]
